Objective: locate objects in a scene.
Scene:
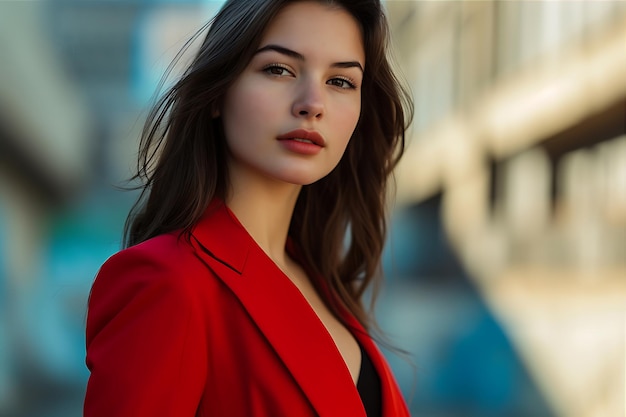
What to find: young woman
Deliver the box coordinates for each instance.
[84,0,412,416]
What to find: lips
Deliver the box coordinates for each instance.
[277,129,325,147]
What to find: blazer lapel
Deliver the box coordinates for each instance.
[190,201,366,417]
[291,241,409,417]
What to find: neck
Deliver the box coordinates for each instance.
[225,172,302,266]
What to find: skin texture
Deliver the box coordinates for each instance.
[221,1,365,189]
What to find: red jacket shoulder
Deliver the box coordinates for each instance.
[87,232,209,345]
[84,232,211,416]
[101,232,196,271]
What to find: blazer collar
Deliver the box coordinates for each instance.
[190,200,407,417]
[190,199,251,274]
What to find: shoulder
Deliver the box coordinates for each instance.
[88,232,209,334]
[96,232,204,287]
[103,232,193,268]
[85,235,212,415]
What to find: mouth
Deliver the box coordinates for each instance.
[292,138,315,144]
[277,129,325,147]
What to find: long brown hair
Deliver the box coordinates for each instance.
[124,0,413,331]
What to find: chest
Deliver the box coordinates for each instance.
[284,263,362,383]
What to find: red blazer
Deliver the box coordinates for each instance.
[84,201,410,417]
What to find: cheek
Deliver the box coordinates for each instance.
[340,106,361,143]
[341,95,361,127]
[335,107,361,160]
[222,85,276,143]
[334,112,360,159]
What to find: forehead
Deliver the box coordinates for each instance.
[260,1,365,64]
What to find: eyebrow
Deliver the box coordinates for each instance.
[255,44,364,73]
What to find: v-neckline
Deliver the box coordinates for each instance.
[219,201,364,386]
[268,238,363,386]
[191,200,377,416]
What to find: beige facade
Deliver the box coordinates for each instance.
[386,1,626,416]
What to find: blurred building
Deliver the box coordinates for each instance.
[0,1,221,415]
[0,2,95,415]
[387,1,626,417]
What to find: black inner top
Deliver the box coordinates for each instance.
[356,343,382,417]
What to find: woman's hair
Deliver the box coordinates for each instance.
[124,0,413,331]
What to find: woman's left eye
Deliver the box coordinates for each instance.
[327,77,356,89]
[263,64,292,77]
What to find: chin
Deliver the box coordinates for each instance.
[277,170,332,186]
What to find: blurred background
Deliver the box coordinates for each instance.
[0,0,624,416]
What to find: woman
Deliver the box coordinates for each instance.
[84,0,412,416]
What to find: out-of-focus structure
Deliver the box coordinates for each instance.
[387,2,626,417]
[0,2,94,414]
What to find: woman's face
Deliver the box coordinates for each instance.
[220,1,365,187]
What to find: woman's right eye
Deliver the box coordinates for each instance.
[263,64,292,77]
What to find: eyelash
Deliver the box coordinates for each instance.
[262,64,358,90]
[263,63,293,77]
[328,76,357,90]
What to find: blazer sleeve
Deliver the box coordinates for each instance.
[84,245,208,417]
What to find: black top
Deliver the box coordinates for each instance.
[356,343,382,417]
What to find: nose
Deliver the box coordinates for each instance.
[292,79,325,119]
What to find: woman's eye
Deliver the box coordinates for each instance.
[327,78,356,89]
[264,65,292,76]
